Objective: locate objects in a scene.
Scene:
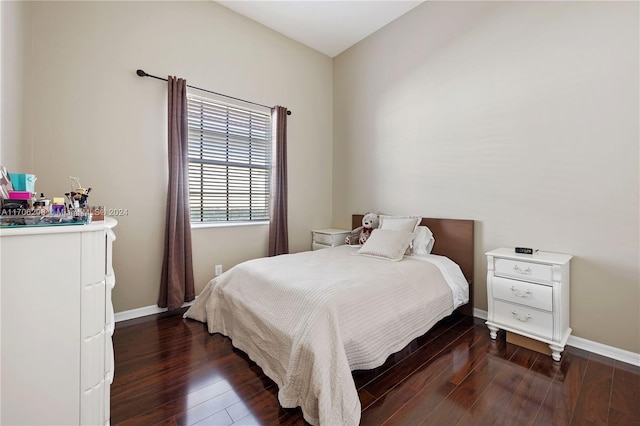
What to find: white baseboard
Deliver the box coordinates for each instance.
[473,309,640,367]
[114,301,193,323]
[566,335,640,367]
[115,304,639,367]
[474,308,488,320]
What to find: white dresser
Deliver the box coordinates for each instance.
[0,218,117,425]
[485,247,572,361]
[311,228,351,251]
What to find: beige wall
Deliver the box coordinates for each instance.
[0,1,31,171]
[3,1,638,354]
[14,1,333,311]
[333,1,639,353]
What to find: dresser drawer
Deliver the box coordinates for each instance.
[493,300,553,340]
[492,276,553,311]
[494,258,553,284]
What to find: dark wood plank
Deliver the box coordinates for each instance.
[533,346,591,426]
[174,386,279,426]
[359,326,476,425]
[495,349,557,426]
[112,346,271,422]
[111,318,274,424]
[111,312,640,426]
[358,388,377,411]
[457,346,538,425]
[374,324,492,425]
[419,337,520,426]
[608,361,640,425]
[570,353,614,426]
[362,317,474,398]
[353,314,465,389]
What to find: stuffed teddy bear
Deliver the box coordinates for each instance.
[345,212,379,245]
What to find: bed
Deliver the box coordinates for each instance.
[184,215,474,425]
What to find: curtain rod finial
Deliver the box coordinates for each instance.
[287,110,292,116]
[136,69,147,77]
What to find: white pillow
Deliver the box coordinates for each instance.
[412,226,435,255]
[378,215,422,233]
[356,229,414,261]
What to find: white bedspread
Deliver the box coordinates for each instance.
[184,245,468,425]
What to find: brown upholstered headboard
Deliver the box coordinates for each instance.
[352,214,475,316]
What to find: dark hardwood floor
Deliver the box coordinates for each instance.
[111,310,640,425]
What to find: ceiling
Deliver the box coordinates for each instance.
[216,1,424,57]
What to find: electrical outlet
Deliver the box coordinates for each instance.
[215,264,222,276]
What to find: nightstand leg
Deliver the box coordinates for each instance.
[549,344,564,362]
[486,323,499,340]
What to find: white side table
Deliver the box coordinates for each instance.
[485,247,572,361]
[311,228,351,250]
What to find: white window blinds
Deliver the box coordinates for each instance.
[187,92,272,223]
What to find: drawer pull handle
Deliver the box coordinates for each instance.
[513,265,532,274]
[511,309,532,322]
[511,286,532,298]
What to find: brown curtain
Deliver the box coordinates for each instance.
[158,76,195,310]
[268,106,289,256]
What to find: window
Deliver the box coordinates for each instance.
[187,91,272,224]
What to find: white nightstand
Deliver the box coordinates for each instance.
[311,228,351,251]
[485,247,572,361]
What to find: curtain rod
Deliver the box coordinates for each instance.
[136,69,292,116]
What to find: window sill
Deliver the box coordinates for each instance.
[191,221,269,230]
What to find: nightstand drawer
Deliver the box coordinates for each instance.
[492,276,553,311]
[314,233,338,245]
[493,300,553,340]
[312,242,331,251]
[494,258,553,284]
[312,229,350,248]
